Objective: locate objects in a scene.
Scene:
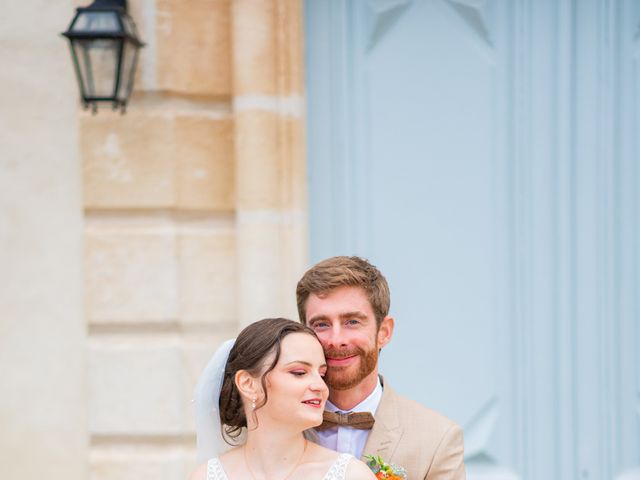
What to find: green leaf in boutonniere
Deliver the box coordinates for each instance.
[364,454,408,479]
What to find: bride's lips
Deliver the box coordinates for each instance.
[302,398,323,408]
[326,355,357,367]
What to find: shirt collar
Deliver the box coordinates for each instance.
[325,377,383,414]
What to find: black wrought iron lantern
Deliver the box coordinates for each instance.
[62,0,144,113]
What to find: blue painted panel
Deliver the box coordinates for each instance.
[304,0,640,478]
[365,0,496,431]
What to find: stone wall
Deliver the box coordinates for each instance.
[84,0,307,478]
[0,1,307,479]
[0,1,86,479]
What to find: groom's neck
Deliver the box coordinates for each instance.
[328,369,379,411]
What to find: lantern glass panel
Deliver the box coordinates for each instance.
[71,11,120,33]
[116,40,138,103]
[121,15,138,37]
[72,38,120,98]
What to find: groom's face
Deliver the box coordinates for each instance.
[304,285,391,391]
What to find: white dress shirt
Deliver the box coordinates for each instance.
[316,378,383,459]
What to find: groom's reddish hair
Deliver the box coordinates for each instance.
[296,256,391,328]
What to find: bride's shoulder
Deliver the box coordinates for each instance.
[345,457,376,480]
[187,461,208,480]
[305,444,375,480]
[187,449,243,480]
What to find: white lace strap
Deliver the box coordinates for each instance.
[323,453,354,480]
[206,458,228,480]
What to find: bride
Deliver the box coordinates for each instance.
[189,317,375,480]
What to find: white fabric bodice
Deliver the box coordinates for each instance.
[206,453,354,480]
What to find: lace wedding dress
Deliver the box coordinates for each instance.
[206,453,354,480]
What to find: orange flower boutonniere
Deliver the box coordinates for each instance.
[364,455,408,479]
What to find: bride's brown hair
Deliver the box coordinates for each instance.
[218,317,317,442]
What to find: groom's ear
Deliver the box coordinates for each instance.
[377,316,394,349]
[235,370,259,399]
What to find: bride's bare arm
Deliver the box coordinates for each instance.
[346,458,377,480]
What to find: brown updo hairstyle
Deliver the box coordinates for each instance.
[218,317,318,442]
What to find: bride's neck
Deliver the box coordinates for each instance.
[243,427,306,476]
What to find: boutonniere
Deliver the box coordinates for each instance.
[364,455,408,479]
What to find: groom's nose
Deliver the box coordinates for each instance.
[321,324,345,348]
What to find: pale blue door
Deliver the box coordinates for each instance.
[305,1,640,479]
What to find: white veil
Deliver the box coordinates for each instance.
[193,338,236,462]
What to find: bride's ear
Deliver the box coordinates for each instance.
[235,369,259,400]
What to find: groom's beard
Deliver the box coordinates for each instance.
[324,344,378,391]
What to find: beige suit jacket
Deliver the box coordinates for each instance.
[362,383,466,480]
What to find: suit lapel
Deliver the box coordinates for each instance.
[361,383,403,461]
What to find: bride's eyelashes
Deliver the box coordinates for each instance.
[289,368,327,378]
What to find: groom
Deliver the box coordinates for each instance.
[297,256,466,479]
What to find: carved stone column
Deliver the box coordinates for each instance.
[232,0,308,326]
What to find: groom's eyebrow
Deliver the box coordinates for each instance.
[338,311,367,320]
[308,314,328,323]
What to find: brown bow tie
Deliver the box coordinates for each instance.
[316,410,375,431]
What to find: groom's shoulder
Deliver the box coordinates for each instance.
[384,385,460,435]
[378,385,466,478]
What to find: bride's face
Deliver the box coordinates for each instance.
[258,333,328,428]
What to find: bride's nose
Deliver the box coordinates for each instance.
[310,374,328,394]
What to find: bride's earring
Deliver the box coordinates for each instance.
[251,397,256,410]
